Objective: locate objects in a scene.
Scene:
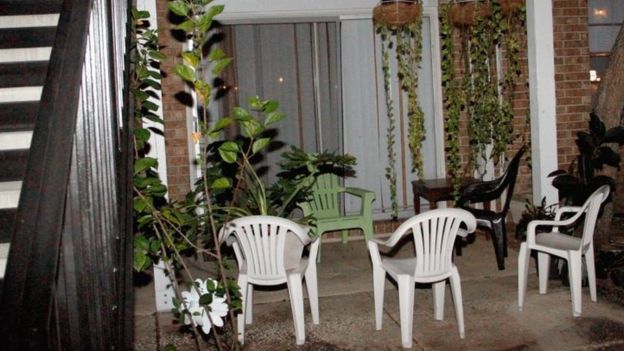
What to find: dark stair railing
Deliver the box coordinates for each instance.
[0,0,133,349]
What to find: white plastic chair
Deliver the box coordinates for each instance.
[219,215,320,345]
[518,185,610,317]
[367,208,477,348]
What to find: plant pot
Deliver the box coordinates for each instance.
[450,2,492,27]
[501,0,524,16]
[373,0,423,28]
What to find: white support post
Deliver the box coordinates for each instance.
[526,0,559,205]
[137,0,175,313]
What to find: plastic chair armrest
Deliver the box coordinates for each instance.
[554,206,582,221]
[457,228,471,238]
[367,240,382,267]
[345,187,375,215]
[345,187,374,199]
[526,217,577,245]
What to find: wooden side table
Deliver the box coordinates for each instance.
[411,178,475,214]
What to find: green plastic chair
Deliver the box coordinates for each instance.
[298,173,376,255]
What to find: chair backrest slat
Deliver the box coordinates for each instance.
[306,173,344,219]
[219,216,309,280]
[581,185,610,250]
[405,209,475,276]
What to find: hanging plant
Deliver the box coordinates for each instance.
[439,3,464,198]
[440,0,525,179]
[375,0,424,218]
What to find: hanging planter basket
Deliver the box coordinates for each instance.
[450,1,492,27]
[373,0,423,28]
[501,0,524,16]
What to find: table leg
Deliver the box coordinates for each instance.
[414,196,421,214]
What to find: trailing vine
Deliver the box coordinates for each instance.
[442,0,526,181]
[375,1,424,218]
[379,25,400,218]
[439,4,463,198]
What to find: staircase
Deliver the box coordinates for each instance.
[0,1,61,283]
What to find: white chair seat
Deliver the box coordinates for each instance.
[382,257,452,281]
[535,232,581,251]
[368,208,476,348]
[518,185,610,317]
[219,216,320,345]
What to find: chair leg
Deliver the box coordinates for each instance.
[518,243,530,311]
[502,220,508,258]
[537,252,550,295]
[568,251,583,317]
[491,220,506,270]
[397,275,415,348]
[304,260,320,324]
[341,230,349,244]
[449,267,465,338]
[432,281,445,321]
[237,276,248,344]
[455,238,463,257]
[362,221,374,243]
[286,273,306,345]
[585,243,597,303]
[372,265,386,330]
[245,284,254,324]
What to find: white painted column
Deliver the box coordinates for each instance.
[137,0,174,313]
[526,0,559,205]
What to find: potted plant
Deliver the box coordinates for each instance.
[450,0,492,27]
[373,0,422,28]
[549,112,624,205]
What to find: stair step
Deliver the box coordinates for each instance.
[0,131,32,151]
[0,47,52,63]
[0,86,42,103]
[0,242,9,279]
[0,209,15,242]
[0,1,63,16]
[0,27,56,49]
[0,14,59,29]
[0,151,28,182]
[0,181,21,210]
[0,102,38,132]
[0,61,47,88]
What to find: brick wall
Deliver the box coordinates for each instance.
[553,0,592,171]
[156,0,192,201]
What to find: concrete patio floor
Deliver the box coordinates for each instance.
[134,232,624,350]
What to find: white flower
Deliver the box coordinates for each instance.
[181,278,229,335]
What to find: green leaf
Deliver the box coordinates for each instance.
[205,4,225,19]
[211,117,233,132]
[198,14,213,33]
[148,50,166,61]
[264,111,286,126]
[212,58,232,75]
[247,96,262,110]
[240,119,264,138]
[135,235,150,251]
[181,52,200,68]
[168,0,189,16]
[134,157,157,174]
[209,48,226,61]
[218,141,240,163]
[134,128,150,143]
[211,177,231,189]
[163,345,177,351]
[176,19,195,32]
[133,197,148,212]
[134,10,150,19]
[199,293,213,305]
[149,239,162,254]
[232,107,251,121]
[142,100,159,112]
[173,64,196,83]
[252,138,271,154]
[262,99,279,113]
[133,250,152,272]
